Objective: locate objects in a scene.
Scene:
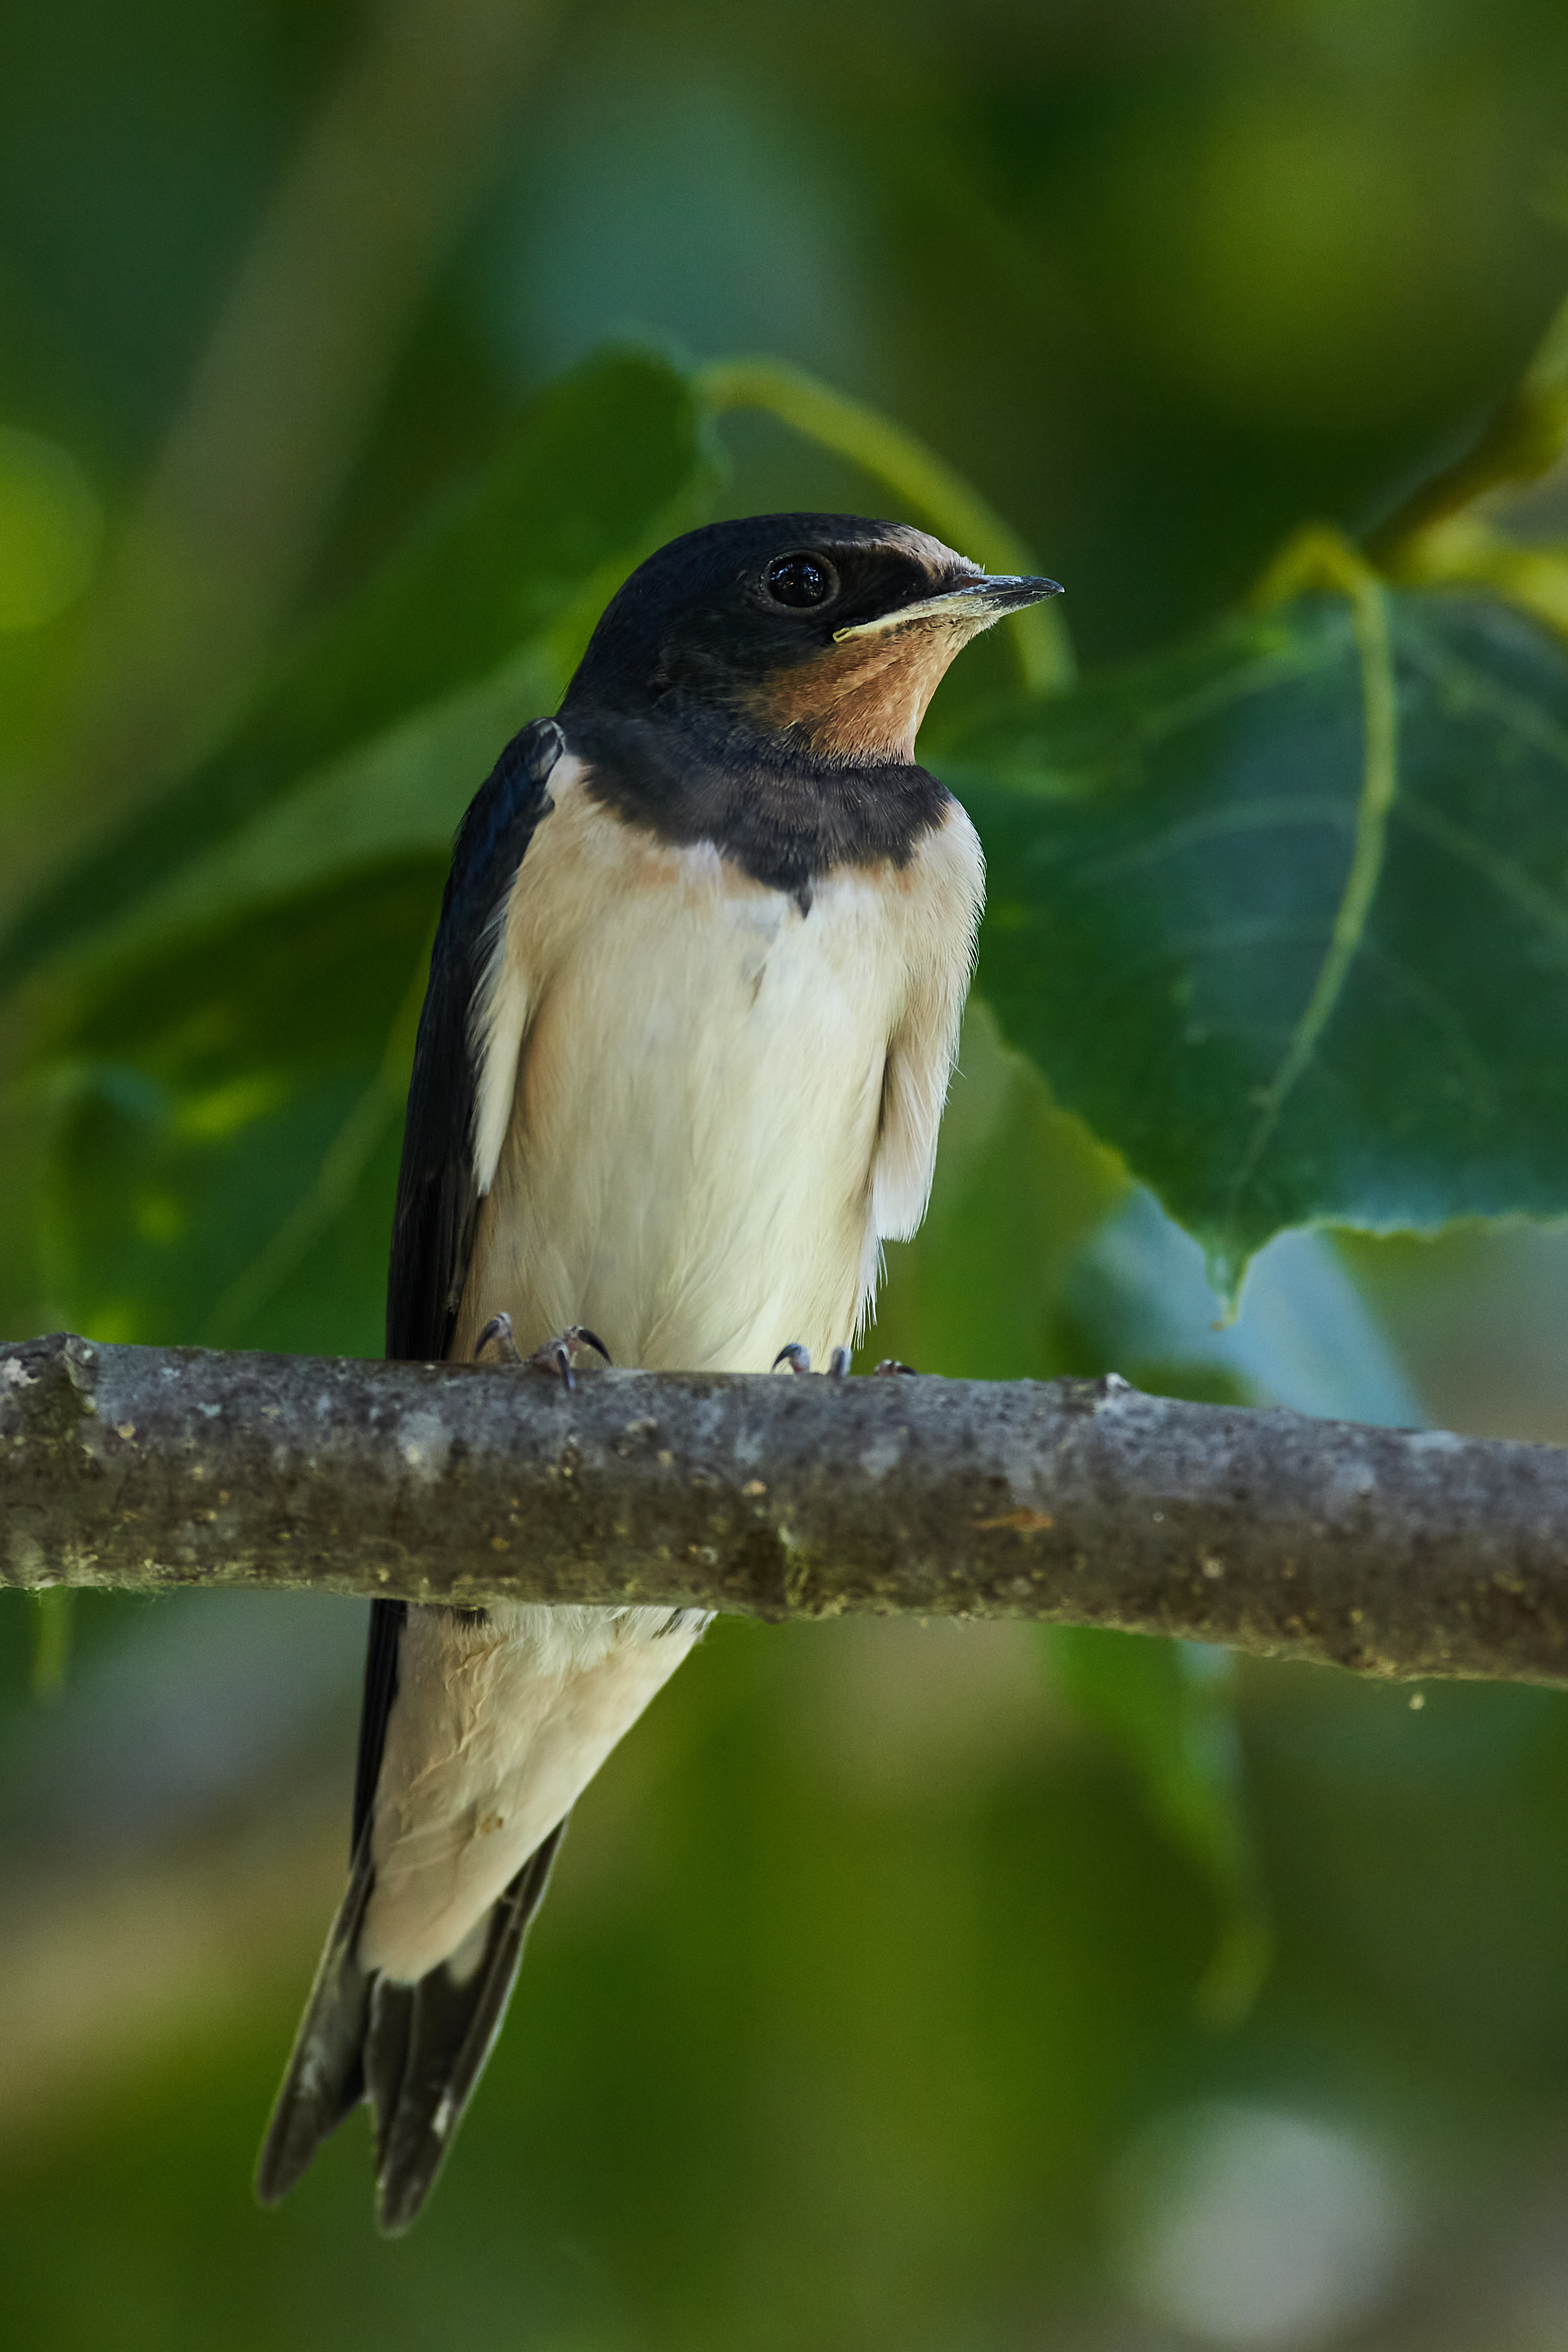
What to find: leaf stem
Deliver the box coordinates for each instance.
[698,357,1075,695]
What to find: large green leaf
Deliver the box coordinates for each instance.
[953,588,1568,1296]
[0,348,712,997]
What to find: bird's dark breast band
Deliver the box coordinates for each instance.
[564,703,951,901]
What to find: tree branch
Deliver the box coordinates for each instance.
[3,1332,1566,1689]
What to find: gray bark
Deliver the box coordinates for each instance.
[2,1330,1566,1687]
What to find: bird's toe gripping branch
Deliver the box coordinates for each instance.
[477,1313,612,1392]
[771,1343,865,1377]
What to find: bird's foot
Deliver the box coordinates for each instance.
[477,1313,612,1392]
[476,1311,523,1365]
[871,1358,917,1376]
[528,1326,612,1391]
[771,1343,853,1377]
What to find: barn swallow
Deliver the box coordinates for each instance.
[256,513,1061,2231]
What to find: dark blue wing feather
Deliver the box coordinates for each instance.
[356,717,564,1851]
[385,715,564,1365]
[263,711,564,2210]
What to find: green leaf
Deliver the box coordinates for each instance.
[1049,1626,1271,2027]
[953,587,1568,1296]
[37,863,439,1353]
[60,639,560,984]
[0,347,713,997]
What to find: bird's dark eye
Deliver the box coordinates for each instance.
[765,553,836,609]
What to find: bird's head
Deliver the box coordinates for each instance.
[561,514,1060,766]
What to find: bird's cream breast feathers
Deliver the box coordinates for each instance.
[457,754,983,1373]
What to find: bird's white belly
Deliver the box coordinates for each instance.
[455,784,906,1374]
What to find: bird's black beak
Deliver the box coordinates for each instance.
[832,572,1063,644]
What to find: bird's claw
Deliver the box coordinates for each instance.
[476,1311,521,1364]
[872,1358,917,1376]
[478,1314,611,1392]
[530,1325,612,1392]
[771,1343,853,1377]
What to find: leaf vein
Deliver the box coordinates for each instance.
[1393,798,1568,962]
[1071,797,1353,891]
[1398,631,1568,778]
[1224,568,1398,1239]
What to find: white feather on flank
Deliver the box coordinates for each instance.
[871,836,984,1243]
[358,760,983,1986]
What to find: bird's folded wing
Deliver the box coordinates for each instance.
[386,713,564,1366]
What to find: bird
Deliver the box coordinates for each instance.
[255,511,1062,2232]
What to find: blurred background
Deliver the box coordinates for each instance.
[5,1,1568,2345]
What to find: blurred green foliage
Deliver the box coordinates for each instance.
[6,3,1568,2345]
